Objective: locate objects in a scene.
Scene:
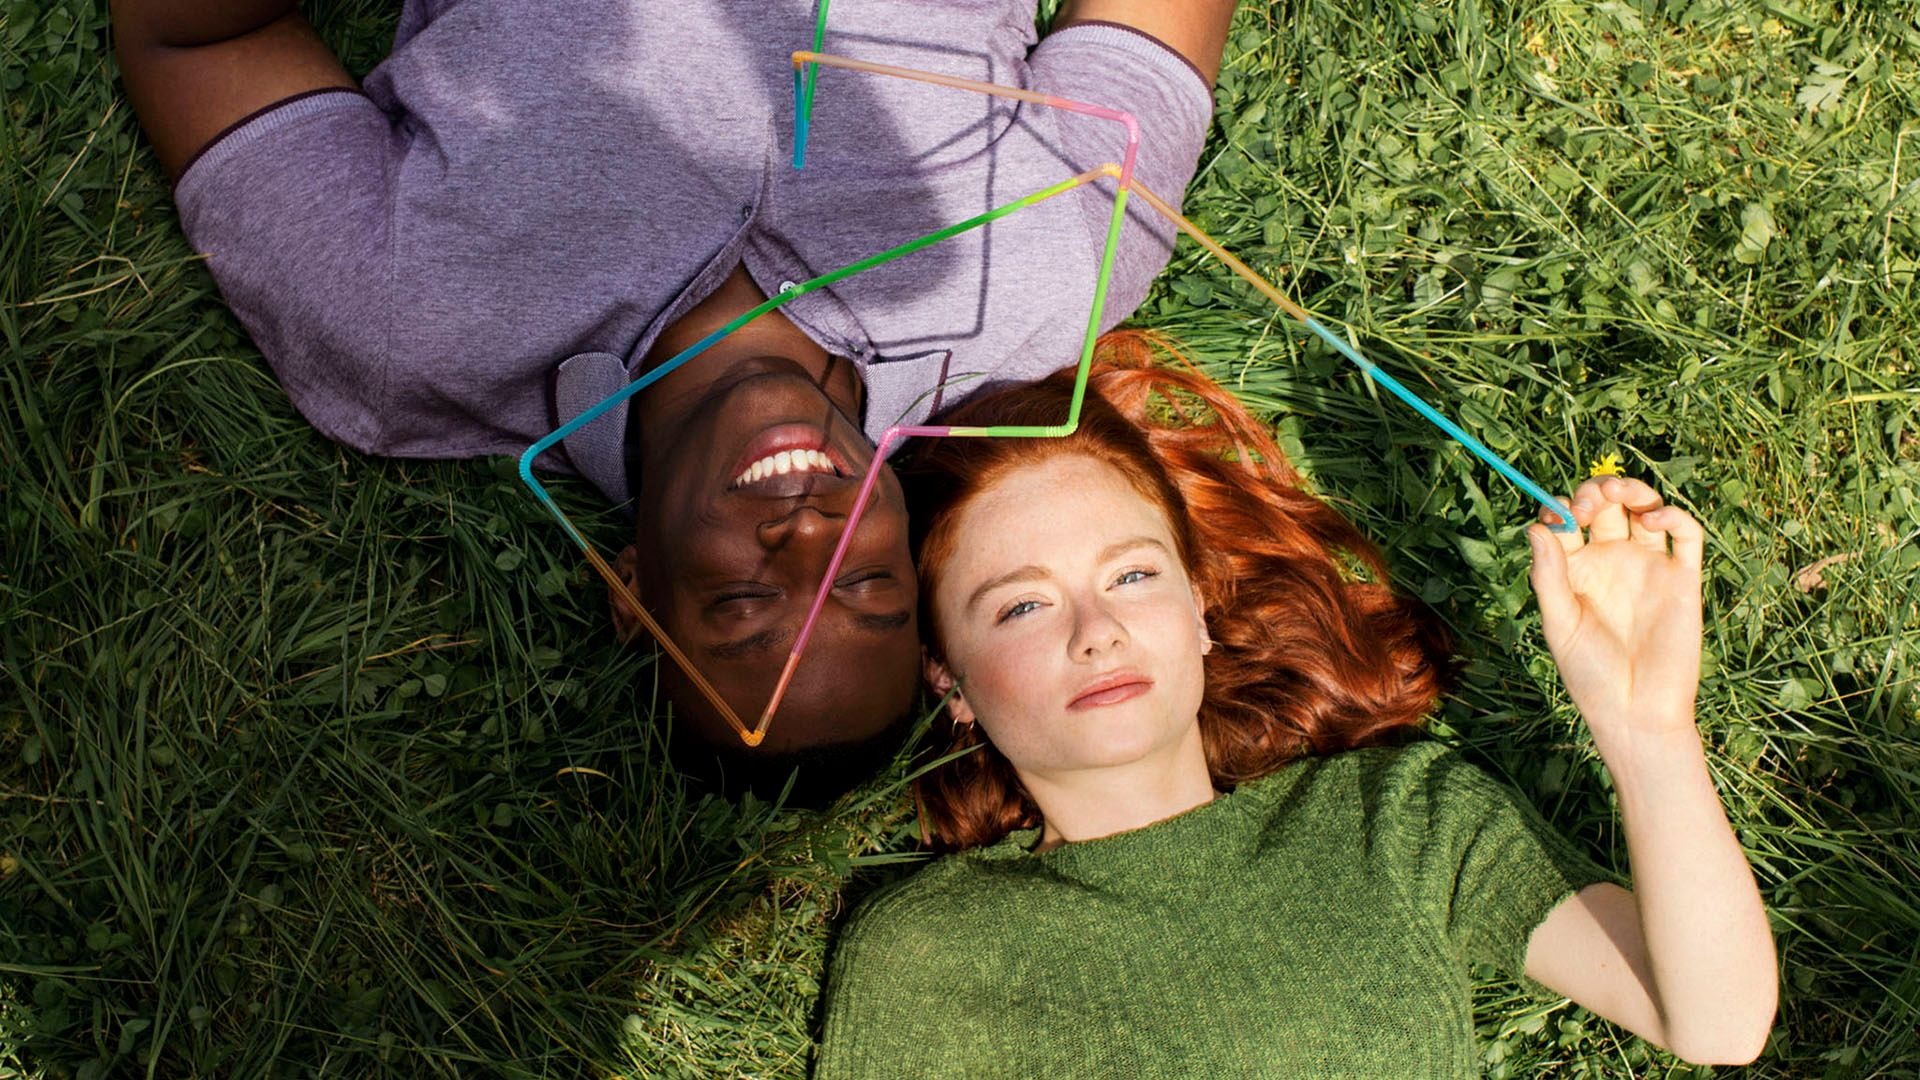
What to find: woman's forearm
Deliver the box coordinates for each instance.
[1600,719,1777,1063]
[1523,480,1771,1061]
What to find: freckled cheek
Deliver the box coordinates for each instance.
[1128,603,1200,654]
[958,633,1064,739]
[1133,605,1208,699]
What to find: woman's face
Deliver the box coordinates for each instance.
[929,453,1209,780]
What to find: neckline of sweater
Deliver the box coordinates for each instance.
[980,762,1309,874]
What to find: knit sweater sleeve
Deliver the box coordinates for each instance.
[1365,743,1619,978]
[816,866,992,1079]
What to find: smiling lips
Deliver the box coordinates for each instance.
[731,447,838,489]
[726,423,854,495]
[1067,671,1154,711]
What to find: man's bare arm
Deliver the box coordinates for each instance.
[1051,0,1239,86]
[112,0,356,181]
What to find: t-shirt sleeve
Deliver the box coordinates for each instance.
[172,89,399,456]
[1025,22,1216,326]
[1373,743,1618,979]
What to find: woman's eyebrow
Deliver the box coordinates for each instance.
[966,566,1050,614]
[964,536,1168,614]
[1099,536,1170,563]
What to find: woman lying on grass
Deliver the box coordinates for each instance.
[815,337,1777,1075]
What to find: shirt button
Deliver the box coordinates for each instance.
[741,204,753,220]
[779,280,797,293]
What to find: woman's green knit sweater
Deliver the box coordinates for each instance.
[817,742,1614,1078]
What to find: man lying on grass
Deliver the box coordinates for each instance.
[111,0,1236,793]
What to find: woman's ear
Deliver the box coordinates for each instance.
[610,544,646,643]
[1193,593,1213,656]
[922,650,976,727]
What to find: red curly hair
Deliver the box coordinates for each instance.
[902,330,1459,850]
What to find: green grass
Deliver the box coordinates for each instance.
[4,0,1917,1076]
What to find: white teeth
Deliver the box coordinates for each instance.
[730,448,840,488]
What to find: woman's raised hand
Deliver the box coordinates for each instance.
[1525,476,1706,746]
[1522,479,1776,1065]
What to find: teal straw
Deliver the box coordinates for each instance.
[792,0,830,168]
[1298,314,1578,532]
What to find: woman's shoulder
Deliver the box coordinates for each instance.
[1336,739,1519,808]
[1243,739,1479,798]
[830,852,1018,977]
[1231,739,1515,832]
[841,852,996,929]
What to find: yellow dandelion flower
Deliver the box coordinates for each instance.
[1587,452,1625,477]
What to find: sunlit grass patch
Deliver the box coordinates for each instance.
[2,1,1915,1076]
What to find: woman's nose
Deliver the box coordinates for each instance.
[1069,598,1129,659]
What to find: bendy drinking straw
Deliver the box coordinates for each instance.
[515,162,1123,745]
[519,44,1580,747]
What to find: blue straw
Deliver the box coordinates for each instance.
[1298,315,1578,532]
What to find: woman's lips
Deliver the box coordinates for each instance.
[1067,673,1154,711]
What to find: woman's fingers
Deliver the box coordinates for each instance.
[1539,496,1586,552]
[1537,476,1700,566]
[1651,505,1706,571]
[1578,477,1632,543]
[1575,475,1677,549]
[1603,477,1673,552]
[1526,523,1581,635]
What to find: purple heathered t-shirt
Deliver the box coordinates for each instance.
[172,0,1214,505]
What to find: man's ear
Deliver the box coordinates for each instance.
[610,544,646,643]
[922,650,975,727]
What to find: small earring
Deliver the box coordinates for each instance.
[946,685,973,728]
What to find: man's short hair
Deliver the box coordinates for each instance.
[665,706,921,808]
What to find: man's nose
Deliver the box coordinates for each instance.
[756,503,847,553]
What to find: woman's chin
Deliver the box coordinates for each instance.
[1042,711,1194,770]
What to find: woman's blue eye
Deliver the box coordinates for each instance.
[1115,569,1157,587]
[997,599,1040,623]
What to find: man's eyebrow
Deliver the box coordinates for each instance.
[706,609,907,660]
[853,610,911,634]
[964,536,1169,614]
[706,626,790,662]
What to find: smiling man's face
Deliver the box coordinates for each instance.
[618,357,921,753]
